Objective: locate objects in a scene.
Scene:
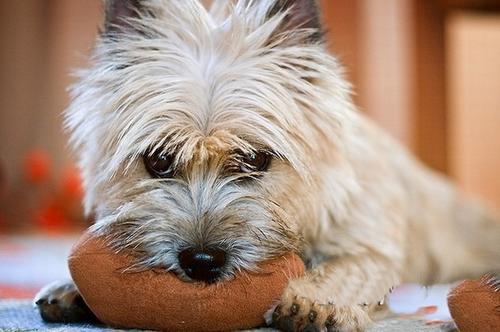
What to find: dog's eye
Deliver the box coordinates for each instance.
[143,150,175,178]
[240,151,271,173]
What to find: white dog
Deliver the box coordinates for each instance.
[36,1,500,330]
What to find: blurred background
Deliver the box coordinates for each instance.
[0,0,499,319]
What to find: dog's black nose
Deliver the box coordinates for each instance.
[178,248,226,283]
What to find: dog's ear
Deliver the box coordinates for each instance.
[104,0,145,34]
[268,0,323,43]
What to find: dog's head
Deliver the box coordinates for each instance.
[67,0,352,282]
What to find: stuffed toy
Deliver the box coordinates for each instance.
[68,231,305,331]
[447,274,500,332]
[69,230,500,331]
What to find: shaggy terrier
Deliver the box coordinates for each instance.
[35,0,500,330]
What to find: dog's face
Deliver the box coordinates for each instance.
[67,0,352,282]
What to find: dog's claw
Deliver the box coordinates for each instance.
[308,310,317,322]
[290,303,300,316]
[35,298,46,306]
[48,298,59,305]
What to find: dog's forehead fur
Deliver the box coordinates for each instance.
[67,0,352,189]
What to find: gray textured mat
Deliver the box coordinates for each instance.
[0,300,444,331]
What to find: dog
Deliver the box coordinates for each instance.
[35,0,500,330]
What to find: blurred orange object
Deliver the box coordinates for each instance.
[61,166,83,199]
[0,285,40,299]
[35,204,70,233]
[24,150,51,184]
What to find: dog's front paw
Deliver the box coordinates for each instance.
[268,291,371,332]
[34,280,96,323]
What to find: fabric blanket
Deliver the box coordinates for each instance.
[0,299,447,332]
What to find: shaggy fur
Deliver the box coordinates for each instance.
[35,0,500,331]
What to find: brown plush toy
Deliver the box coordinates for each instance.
[447,275,500,332]
[68,231,305,331]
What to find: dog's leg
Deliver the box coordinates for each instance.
[34,280,97,323]
[270,254,399,332]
